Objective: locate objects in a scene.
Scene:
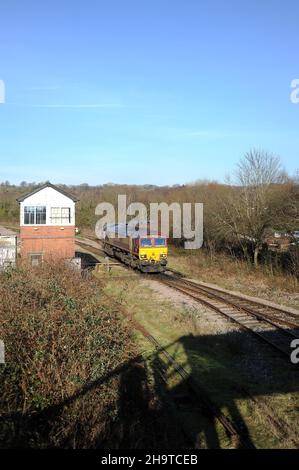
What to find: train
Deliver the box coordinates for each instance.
[102,224,168,273]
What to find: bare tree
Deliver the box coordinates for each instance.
[216,149,291,265]
[238,150,287,265]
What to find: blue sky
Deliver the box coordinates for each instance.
[0,0,298,185]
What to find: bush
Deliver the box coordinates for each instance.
[0,262,137,448]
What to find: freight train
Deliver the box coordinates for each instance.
[102,224,168,273]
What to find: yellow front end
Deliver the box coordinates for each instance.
[139,246,168,263]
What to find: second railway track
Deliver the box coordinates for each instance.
[158,273,299,361]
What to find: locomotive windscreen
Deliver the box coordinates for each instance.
[140,238,153,247]
[154,238,166,246]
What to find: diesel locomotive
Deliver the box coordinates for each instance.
[102,224,168,273]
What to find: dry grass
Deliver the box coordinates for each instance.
[103,275,299,449]
[168,247,299,309]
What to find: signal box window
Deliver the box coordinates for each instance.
[24,206,46,225]
[50,207,71,224]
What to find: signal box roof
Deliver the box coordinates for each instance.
[16,182,79,203]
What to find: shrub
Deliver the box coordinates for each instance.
[0,262,137,448]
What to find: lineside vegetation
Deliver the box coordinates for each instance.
[0,262,175,448]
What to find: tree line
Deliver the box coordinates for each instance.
[1,149,298,272]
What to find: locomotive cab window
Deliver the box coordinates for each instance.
[154,238,166,246]
[140,238,153,247]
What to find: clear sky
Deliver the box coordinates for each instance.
[0,0,298,185]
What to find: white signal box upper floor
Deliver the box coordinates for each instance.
[17,183,79,227]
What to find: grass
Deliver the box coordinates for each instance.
[98,272,299,449]
[2,247,296,448]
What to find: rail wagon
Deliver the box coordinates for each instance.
[102,224,168,273]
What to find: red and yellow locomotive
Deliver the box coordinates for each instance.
[103,224,168,273]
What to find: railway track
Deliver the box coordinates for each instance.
[77,236,299,360]
[78,241,299,447]
[99,291,255,449]
[75,238,106,254]
[165,274,299,325]
[75,239,126,267]
[158,274,299,360]
[100,292,299,449]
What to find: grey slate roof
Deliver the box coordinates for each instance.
[16,182,79,203]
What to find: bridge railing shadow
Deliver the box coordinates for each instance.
[1,326,298,448]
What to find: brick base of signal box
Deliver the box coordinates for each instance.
[20,226,75,260]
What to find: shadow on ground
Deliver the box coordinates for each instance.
[1,319,298,448]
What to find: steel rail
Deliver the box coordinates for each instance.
[166,274,299,322]
[100,291,254,449]
[164,275,299,332]
[158,276,298,359]
[77,238,298,359]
